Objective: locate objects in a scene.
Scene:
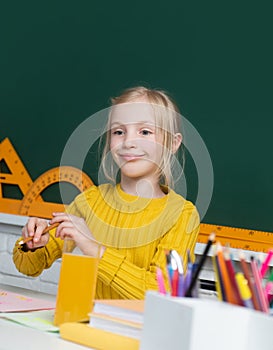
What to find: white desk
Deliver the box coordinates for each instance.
[0,283,93,350]
[0,283,217,350]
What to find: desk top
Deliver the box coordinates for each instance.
[0,283,217,350]
[0,283,92,350]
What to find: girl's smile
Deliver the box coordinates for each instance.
[117,153,145,162]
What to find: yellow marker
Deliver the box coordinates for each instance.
[235,272,253,309]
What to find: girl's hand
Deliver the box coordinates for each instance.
[22,217,50,250]
[51,212,104,257]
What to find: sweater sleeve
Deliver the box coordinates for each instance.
[97,205,200,299]
[12,230,63,277]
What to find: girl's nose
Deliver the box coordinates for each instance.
[123,132,137,148]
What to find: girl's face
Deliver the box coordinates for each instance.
[110,100,164,182]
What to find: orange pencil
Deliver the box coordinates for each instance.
[216,242,236,304]
[18,222,59,245]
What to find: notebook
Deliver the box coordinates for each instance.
[91,299,144,323]
[89,299,144,339]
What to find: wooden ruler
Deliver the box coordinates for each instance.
[199,223,273,253]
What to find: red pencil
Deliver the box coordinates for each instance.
[171,269,179,297]
[223,247,243,306]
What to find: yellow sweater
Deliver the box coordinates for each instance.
[13,184,200,299]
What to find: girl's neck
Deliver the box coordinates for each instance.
[120,176,166,198]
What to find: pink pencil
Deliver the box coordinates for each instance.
[250,256,269,313]
[260,249,273,279]
[156,267,166,295]
[265,281,273,304]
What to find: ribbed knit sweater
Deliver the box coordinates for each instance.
[13,184,200,299]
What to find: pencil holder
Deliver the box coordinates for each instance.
[141,291,273,350]
[54,237,100,326]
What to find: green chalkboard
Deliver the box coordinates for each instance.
[1,1,273,232]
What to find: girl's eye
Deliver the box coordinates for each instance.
[112,130,124,135]
[140,129,152,136]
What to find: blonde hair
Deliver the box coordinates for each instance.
[101,86,183,188]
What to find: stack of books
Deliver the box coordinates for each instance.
[60,299,145,350]
[90,299,144,339]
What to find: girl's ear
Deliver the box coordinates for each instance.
[172,133,182,153]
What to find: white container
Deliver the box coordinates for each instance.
[141,291,273,350]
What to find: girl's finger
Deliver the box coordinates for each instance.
[55,221,74,237]
[58,227,76,240]
[27,218,39,236]
[50,214,70,225]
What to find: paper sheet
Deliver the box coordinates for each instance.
[0,289,55,312]
[0,309,59,332]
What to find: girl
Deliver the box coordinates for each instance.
[13,86,200,299]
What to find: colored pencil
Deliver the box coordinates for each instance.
[18,223,59,245]
[260,249,273,278]
[177,272,184,297]
[211,244,223,301]
[223,247,243,306]
[156,267,167,295]
[264,281,273,304]
[215,242,234,303]
[238,251,262,311]
[185,232,215,297]
[250,256,269,313]
[171,269,179,297]
[168,250,185,297]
